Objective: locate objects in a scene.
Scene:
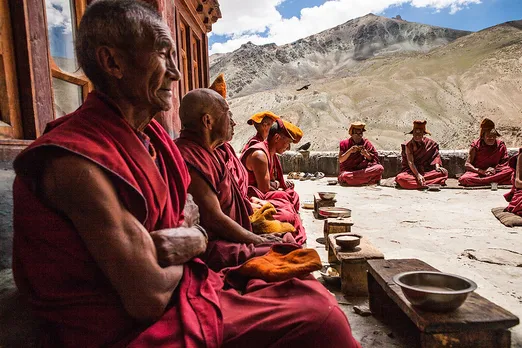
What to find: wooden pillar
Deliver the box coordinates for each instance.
[9,0,54,140]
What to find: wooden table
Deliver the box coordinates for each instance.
[323,217,353,250]
[327,234,384,295]
[367,258,520,348]
[313,192,336,219]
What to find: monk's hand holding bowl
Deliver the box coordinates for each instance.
[258,234,284,244]
[150,225,208,267]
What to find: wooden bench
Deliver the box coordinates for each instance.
[327,234,384,295]
[313,192,336,219]
[367,258,520,348]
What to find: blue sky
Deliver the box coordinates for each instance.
[209,0,522,54]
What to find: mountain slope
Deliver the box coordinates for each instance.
[210,14,471,98]
[220,20,522,151]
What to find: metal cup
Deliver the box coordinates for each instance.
[491,182,498,191]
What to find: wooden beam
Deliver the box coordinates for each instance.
[9,0,54,139]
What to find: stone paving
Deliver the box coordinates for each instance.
[295,178,522,347]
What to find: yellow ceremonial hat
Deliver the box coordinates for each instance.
[480,118,500,138]
[348,122,367,135]
[407,120,431,135]
[276,119,303,144]
[247,111,280,125]
[209,73,227,99]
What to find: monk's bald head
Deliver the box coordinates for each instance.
[180,89,227,130]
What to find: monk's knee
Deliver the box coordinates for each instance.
[303,306,360,347]
[374,164,384,174]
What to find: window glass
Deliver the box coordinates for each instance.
[45,0,78,73]
[52,78,82,117]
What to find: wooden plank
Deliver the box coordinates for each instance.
[421,330,511,348]
[367,259,520,333]
[329,234,384,263]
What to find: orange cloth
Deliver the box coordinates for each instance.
[250,202,296,234]
[348,121,366,135]
[209,73,227,99]
[247,111,280,125]
[236,245,322,282]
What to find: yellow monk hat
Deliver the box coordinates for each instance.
[348,122,366,135]
[407,120,431,135]
[276,118,303,144]
[480,118,500,138]
[209,73,227,99]
[247,111,280,125]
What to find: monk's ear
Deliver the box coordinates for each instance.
[202,113,212,130]
[95,46,125,79]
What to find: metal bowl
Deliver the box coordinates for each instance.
[335,234,361,250]
[318,191,337,200]
[318,207,351,218]
[327,179,338,186]
[319,265,341,287]
[393,271,477,312]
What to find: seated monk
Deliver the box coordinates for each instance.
[11,2,361,347]
[504,148,522,216]
[459,118,512,187]
[395,120,448,189]
[175,89,289,271]
[338,122,384,186]
[241,111,280,153]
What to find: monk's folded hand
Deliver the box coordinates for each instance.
[285,180,294,189]
[270,180,281,190]
[436,166,448,175]
[182,193,200,227]
[416,173,426,187]
[485,167,496,176]
[258,234,283,243]
[150,226,208,267]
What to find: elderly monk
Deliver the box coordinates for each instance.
[11,2,361,347]
[395,120,448,189]
[175,89,288,271]
[241,111,280,153]
[338,122,384,186]
[459,118,512,187]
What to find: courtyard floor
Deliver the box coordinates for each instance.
[295,178,522,347]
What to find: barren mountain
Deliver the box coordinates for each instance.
[210,15,522,151]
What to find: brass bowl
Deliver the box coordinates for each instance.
[319,265,341,287]
[318,207,351,218]
[335,234,361,250]
[393,271,477,312]
[318,191,337,200]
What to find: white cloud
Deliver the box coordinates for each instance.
[210,0,481,54]
[45,0,74,33]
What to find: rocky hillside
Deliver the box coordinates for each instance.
[210,17,522,151]
[211,14,471,98]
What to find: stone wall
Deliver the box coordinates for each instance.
[281,149,520,178]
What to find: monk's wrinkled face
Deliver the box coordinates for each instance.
[226,111,236,142]
[120,23,181,114]
[351,129,364,144]
[274,133,293,154]
[212,100,232,144]
[483,130,497,146]
[412,127,424,142]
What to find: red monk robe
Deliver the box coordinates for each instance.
[240,140,301,212]
[12,92,361,348]
[395,137,448,189]
[504,148,522,216]
[338,138,384,186]
[459,139,512,186]
[176,133,274,271]
[222,142,306,245]
[241,133,264,154]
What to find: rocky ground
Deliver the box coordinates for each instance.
[296,178,522,347]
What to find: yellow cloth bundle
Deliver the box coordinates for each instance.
[249,203,296,234]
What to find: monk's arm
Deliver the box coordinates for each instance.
[41,155,183,321]
[339,145,357,163]
[246,150,271,193]
[405,144,420,177]
[464,147,482,174]
[187,169,265,245]
[515,153,522,189]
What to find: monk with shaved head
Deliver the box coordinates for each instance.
[175,88,286,271]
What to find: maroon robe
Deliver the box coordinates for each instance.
[459,139,512,186]
[221,142,306,245]
[12,92,223,347]
[241,133,264,154]
[395,137,448,189]
[176,133,273,271]
[338,138,384,186]
[240,140,301,212]
[504,148,522,215]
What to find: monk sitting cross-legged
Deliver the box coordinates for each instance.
[175,89,293,271]
[395,120,448,189]
[338,122,384,186]
[459,118,512,187]
[240,118,307,243]
[11,3,361,347]
[504,148,522,216]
